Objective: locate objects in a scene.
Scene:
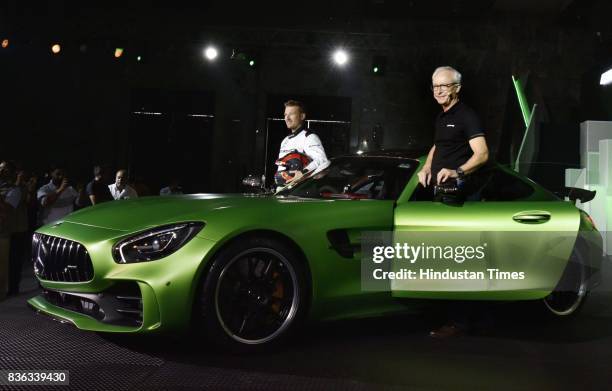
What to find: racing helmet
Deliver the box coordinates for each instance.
[274,151,311,186]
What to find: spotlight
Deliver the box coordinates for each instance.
[204,46,218,61]
[114,48,124,58]
[246,54,258,69]
[333,49,349,66]
[1,39,8,49]
[371,56,386,76]
[51,44,61,54]
[600,68,612,85]
[137,55,143,62]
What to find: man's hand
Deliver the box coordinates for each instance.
[286,170,304,183]
[436,168,458,184]
[417,168,432,187]
[57,178,69,193]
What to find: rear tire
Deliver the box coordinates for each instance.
[542,245,588,317]
[195,236,308,352]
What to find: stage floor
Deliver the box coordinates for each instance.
[2,262,612,390]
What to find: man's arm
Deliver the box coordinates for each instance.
[302,134,329,174]
[460,136,489,174]
[417,145,436,187]
[4,187,22,209]
[39,179,69,207]
[436,136,489,184]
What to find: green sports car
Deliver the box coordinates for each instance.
[28,152,603,349]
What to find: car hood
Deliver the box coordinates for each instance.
[62,194,262,230]
[60,193,323,233]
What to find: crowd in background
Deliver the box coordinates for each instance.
[0,160,184,301]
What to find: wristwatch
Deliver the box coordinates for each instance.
[456,167,465,179]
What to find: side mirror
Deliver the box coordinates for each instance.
[242,174,267,193]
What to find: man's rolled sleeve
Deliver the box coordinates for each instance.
[463,111,485,140]
[303,134,330,173]
[37,186,51,205]
[4,188,22,209]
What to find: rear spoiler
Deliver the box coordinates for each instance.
[557,187,596,204]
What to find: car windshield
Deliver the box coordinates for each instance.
[277,156,417,200]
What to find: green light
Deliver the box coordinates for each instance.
[249,60,255,66]
[373,66,379,73]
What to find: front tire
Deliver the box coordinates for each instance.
[196,236,308,351]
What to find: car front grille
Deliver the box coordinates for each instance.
[32,233,94,282]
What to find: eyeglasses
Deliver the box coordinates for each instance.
[430,83,458,91]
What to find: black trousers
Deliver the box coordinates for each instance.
[8,231,29,295]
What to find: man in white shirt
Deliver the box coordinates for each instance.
[108,169,138,200]
[276,100,330,186]
[37,168,78,225]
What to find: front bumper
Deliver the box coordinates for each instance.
[28,281,160,333]
[28,222,218,333]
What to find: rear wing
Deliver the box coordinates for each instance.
[557,187,596,204]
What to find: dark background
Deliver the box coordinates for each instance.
[2,0,612,193]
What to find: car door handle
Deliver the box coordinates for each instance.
[512,211,551,224]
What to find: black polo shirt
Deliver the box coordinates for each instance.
[431,101,485,178]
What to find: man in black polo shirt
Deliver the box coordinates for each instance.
[417,66,489,191]
[417,66,490,339]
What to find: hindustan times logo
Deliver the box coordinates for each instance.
[372,243,487,264]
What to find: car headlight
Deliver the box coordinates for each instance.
[113,222,204,264]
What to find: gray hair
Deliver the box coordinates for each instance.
[432,66,462,84]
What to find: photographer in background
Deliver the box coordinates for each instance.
[37,167,78,225]
[86,165,113,205]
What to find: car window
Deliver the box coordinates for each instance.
[479,168,534,201]
[278,157,416,200]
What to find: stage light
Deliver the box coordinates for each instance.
[204,46,218,61]
[371,56,386,76]
[600,68,612,85]
[114,48,124,58]
[51,44,61,54]
[1,39,8,49]
[333,49,349,66]
[137,55,142,62]
[249,59,255,67]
